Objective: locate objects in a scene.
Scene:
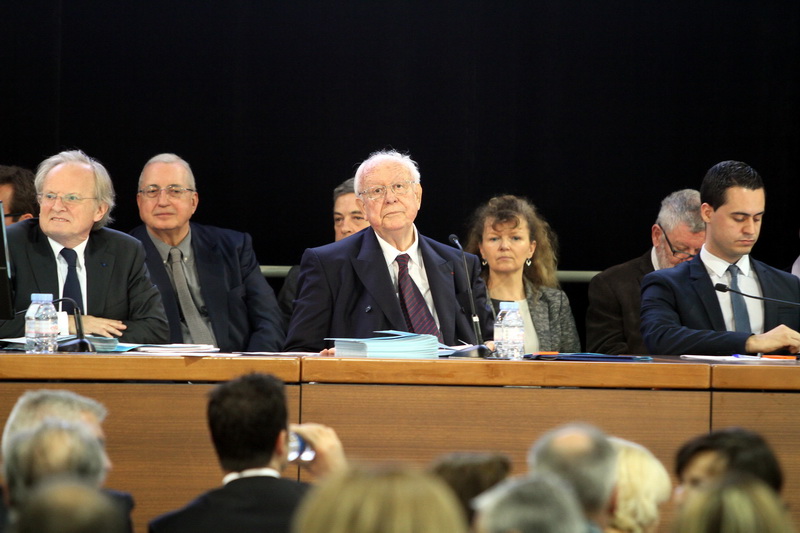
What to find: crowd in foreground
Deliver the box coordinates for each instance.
[0,372,794,533]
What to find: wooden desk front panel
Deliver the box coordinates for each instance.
[712,391,800,528]
[0,382,301,533]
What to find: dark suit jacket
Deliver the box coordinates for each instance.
[586,250,654,354]
[640,255,800,355]
[276,264,300,327]
[130,223,285,352]
[148,476,308,533]
[284,227,493,352]
[0,219,169,344]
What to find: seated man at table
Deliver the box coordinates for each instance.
[285,149,492,352]
[640,160,800,355]
[130,153,284,352]
[149,373,347,533]
[0,150,169,343]
[586,189,705,354]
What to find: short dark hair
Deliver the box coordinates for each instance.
[0,165,38,220]
[675,427,783,493]
[699,161,764,209]
[332,177,356,204]
[207,373,287,472]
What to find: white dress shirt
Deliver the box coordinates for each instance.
[700,246,764,334]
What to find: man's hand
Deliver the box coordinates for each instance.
[744,325,800,354]
[290,422,346,479]
[70,315,127,338]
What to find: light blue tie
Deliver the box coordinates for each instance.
[727,264,751,333]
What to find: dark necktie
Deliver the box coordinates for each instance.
[395,254,443,342]
[727,263,751,333]
[169,248,215,345]
[60,248,83,314]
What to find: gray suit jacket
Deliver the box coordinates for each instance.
[0,219,169,344]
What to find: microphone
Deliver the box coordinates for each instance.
[714,284,800,307]
[53,298,95,352]
[448,234,491,358]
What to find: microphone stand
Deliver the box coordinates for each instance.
[449,234,492,358]
[53,297,96,353]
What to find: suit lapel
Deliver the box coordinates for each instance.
[137,229,183,343]
[752,258,778,328]
[352,229,406,329]
[85,232,115,316]
[419,236,456,342]
[192,226,229,342]
[689,256,727,331]
[28,227,60,297]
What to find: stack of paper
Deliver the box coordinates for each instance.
[0,335,118,352]
[327,331,440,358]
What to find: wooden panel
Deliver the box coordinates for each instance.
[0,353,301,382]
[712,364,800,390]
[712,392,800,528]
[0,382,300,533]
[301,357,711,389]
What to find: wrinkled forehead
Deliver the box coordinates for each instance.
[361,162,413,187]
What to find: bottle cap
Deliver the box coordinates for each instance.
[31,293,54,303]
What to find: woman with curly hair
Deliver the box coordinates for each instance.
[466,195,580,353]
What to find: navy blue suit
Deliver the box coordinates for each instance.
[640,255,800,355]
[284,227,493,352]
[0,219,169,344]
[130,223,284,353]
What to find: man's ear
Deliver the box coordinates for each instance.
[19,213,34,222]
[274,428,288,458]
[700,202,714,223]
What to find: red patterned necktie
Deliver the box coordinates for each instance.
[396,253,443,342]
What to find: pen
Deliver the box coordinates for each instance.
[762,355,797,360]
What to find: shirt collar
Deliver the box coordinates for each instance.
[222,467,280,485]
[375,225,422,265]
[47,237,89,267]
[700,244,752,277]
[148,227,193,264]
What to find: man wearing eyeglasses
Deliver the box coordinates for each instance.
[0,165,38,225]
[586,189,705,354]
[129,153,284,352]
[285,149,492,352]
[641,161,800,355]
[0,150,169,343]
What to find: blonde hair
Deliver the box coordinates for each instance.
[673,474,796,533]
[608,437,672,533]
[292,464,468,533]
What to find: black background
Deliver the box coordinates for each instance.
[4,1,799,344]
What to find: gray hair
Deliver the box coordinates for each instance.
[3,419,107,509]
[474,473,585,533]
[138,153,196,191]
[656,189,704,233]
[2,389,107,459]
[34,150,116,230]
[527,423,617,516]
[353,149,421,196]
[332,177,356,204]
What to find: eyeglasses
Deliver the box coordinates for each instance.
[138,185,196,199]
[358,180,416,201]
[658,223,696,260]
[37,193,97,206]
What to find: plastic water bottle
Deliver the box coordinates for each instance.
[493,302,512,357]
[25,293,58,354]
[503,302,525,360]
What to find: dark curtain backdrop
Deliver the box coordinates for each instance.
[4,1,799,343]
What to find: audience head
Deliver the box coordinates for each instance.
[207,372,288,473]
[651,189,705,269]
[136,153,199,243]
[429,451,511,524]
[3,419,108,509]
[34,150,115,237]
[15,478,127,533]
[607,437,672,533]
[2,389,109,466]
[353,150,422,243]
[527,423,617,525]
[466,194,560,288]
[332,177,368,241]
[292,464,468,533]
[672,473,795,533]
[675,427,783,500]
[473,472,585,533]
[698,160,764,263]
[0,165,38,224]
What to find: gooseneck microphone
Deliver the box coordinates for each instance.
[449,234,491,357]
[714,284,800,308]
[16,297,96,352]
